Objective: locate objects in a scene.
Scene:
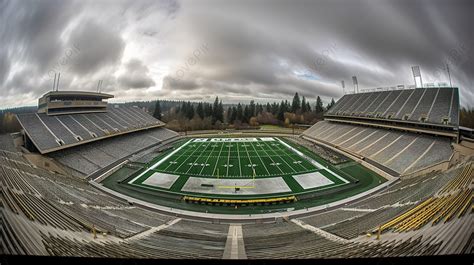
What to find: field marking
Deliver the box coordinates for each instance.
[242,141,257,174]
[172,141,207,173]
[199,141,218,175]
[248,141,271,175]
[138,138,343,182]
[269,140,311,171]
[128,139,193,184]
[161,141,199,172]
[276,138,349,184]
[211,141,226,177]
[236,142,243,177]
[226,143,231,177]
[254,140,284,174]
[261,139,298,173]
[184,143,210,174]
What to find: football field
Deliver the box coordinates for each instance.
[128,137,351,196]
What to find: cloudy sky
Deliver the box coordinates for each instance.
[0,0,472,108]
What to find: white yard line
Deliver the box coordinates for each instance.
[128,139,193,184]
[226,143,232,177]
[161,141,201,172]
[199,140,218,175]
[262,140,297,173]
[211,141,226,176]
[255,140,284,174]
[274,140,312,171]
[171,141,207,173]
[236,142,243,177]
[184,143,210,174]
[249,141,271,175]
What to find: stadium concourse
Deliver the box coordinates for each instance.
[1,87,473,259]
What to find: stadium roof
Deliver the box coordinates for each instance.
[40,91,114,99]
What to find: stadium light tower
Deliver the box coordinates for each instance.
[352,76,358,93]
[341,80,345,95]
[411,66,423,88]
[446,64,453,87]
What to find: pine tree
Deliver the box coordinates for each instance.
[196,102,204,119]
[277,100,285,121]
[271,102,279,115]
[266,103,271,113]
[301,96,307,113]
[204,103,213,118]
[291,92,301,113]
[236,103,243,121]
[326,98,336,111]
[217,100,224,123]
[243,105,250,123]
[259,104,264,115]
[152,100,162,119]
[315,96,324,114]
[212,97,219,123]
[185,101,194,119]
[229,106,237,124]
[249,100,256,118]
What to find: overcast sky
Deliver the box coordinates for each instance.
[0,0,472,108]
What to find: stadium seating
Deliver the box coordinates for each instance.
[0,147,471,258]
[378,163,472,234]
[326,87,459,126]
[299,209,366,228]
[49,127,179,176]
[302,121,453,175]
[16,106,166,154]
[322,206,412,239]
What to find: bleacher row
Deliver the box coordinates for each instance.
[302,121,453,175]
[379,163,473,234]
[0,148,472,258]
[349,170,457,210]
[326,87,459,126]
[0,149,180,250]
[17,106,165,153]
[49,127,179,176]
[241,222,443,258]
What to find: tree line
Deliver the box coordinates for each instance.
[0,106,36,134]
[153,93,335,131]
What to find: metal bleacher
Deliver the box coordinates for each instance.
[303,121,453,176]
[326,87,459,126]
[49,127,179,176]
[17,106,165,154]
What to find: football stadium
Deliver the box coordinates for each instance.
[0,83,472,260]
[0,0,473,262]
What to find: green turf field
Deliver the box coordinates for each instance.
[128,137,350,196]
[101,136,387,214]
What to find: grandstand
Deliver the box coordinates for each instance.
[303,86,460,177]
[1,86,472,260]
[326,87,459,128]
[17,105,165,154]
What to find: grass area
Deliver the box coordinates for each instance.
[259,125,288,130]
[101,136,386,214]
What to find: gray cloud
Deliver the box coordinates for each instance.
[0,0,472,108]
[118,59,156,89]
[68,21,125,75]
